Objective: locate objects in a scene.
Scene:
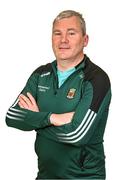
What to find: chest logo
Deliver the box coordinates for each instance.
[38,85,50,92]
[67,88,76,99]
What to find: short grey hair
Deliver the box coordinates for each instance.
[53,10,86,35]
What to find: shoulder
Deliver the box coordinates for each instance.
[84,57,111,91]
[32,62,52,75]
[26,62,53,83]
[83,56,111,112]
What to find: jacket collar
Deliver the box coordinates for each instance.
[51,54,88,73]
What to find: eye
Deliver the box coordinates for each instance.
[53,31,61,36]
[68,31,76,36]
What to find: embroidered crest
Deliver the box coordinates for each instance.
[67,88,76,99]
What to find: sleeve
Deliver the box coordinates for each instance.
[5,72,52,131]
[55,71,112,145]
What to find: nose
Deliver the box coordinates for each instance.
[61,34,69,43]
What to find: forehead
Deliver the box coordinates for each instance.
[53,16,81,30]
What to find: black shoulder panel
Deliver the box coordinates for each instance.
[84,57,111,112]
[32,63,52,75]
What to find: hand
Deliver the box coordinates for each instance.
[50,112,74,126]
[18,92,39,112]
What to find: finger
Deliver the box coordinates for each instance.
[18,101,25,109]
[27,92,37,105]
[19,94,32,107]
[27,92,40,112]
[19,96,29,108]
[19,99,29,109]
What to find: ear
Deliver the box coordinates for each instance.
[83,34,89,47]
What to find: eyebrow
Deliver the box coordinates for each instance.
[67,28,78,31]
[53,28,78,32]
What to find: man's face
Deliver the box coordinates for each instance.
[52,16,88,61]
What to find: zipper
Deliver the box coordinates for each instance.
[53,69,84,95]
[51,57,86,95]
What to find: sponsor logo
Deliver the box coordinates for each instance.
[41,72,50,77]
[38,85,50,92]
[67,88,76,99]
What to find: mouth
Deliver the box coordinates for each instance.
[59,47,70,50]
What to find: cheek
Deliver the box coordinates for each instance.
[52,39,59,50]
[52,40,59,55]
[52,38,57,49]
[52,36,60,44]
[75,38,85,48]
[71,39,83,50]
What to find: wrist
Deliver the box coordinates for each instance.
[50,113,56,125]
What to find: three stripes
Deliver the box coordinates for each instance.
[6,99,97,144]
[57,109,97,143]
[6,98,26,122]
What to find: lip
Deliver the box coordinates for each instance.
[58,48,70,52]
[59,47,70,49]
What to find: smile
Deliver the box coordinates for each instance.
[59,47,70,49]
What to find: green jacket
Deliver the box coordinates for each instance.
[6,55,111,179]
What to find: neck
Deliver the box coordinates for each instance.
[57,54,84,71]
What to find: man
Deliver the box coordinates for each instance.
[6,10,111,179]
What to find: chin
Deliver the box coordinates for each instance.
[59,57,71,61]
[57,54,72,60]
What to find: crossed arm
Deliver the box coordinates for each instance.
[18,92,74,126]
